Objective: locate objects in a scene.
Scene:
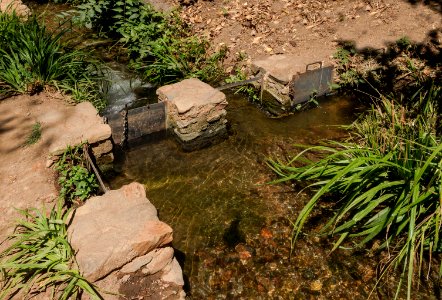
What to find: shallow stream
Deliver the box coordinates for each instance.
[107,93,385,299]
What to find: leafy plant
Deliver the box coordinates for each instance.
[332,47,364,88]
[225,68,260,102]
[268,85,441,299]
[55,145,99,206]
[0,11,106,109]
[70,0,226,84]
[25,122,42,145]
[0,202,102,299]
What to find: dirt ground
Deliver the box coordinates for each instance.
[0,93,69,245]
[173,0,441,68]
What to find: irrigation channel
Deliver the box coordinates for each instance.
[103,70,388,299]
[95,67,437,299]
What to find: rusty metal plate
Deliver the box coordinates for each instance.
[106,111,125,145]
[127,102,166,141]
[290,66,333,105]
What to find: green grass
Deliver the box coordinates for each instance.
[268,85,441,299]
[0,202,102,299]
[0,11,106,110]
[25,122,42,145]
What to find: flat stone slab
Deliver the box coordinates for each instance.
[252,55,313,83]
[157,78,226,114]
[68,182,173,282]
[39,102,111,156]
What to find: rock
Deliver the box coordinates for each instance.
[252,55,307,84]
[67,182,173,281]
[0,0,30,17]
[157,78,228,151]
[122,247,174,274]
[42,102,112,160]
[161,258,185,286]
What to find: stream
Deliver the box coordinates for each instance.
[106,91,385,299]
[25,2,438,298]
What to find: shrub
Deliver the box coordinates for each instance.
[70,0,226,84]
[268,85,441,299]
[0,11,106,110]
[0,202,102,299]
[55,145,99,207]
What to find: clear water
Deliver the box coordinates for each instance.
[108,94,394,299]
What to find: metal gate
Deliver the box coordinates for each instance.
[106,102,166,145]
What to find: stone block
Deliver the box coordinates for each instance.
[44,102,112,161]
[157,78,228,150]
[68,182,173,282]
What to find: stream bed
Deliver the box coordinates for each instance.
[107,93,392,299]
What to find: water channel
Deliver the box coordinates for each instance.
[107,91,389,299]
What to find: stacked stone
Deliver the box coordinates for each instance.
[44,102,113,165]
[68,183,186,300]
[157,78,228,151]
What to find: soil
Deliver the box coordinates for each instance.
[173,0,441,69]
[0,92,68,245]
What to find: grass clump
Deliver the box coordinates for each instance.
[0,11,106,110]
[25,122,42,145]
[268,85,441,299]
[0,202,101,299]
[55,144,99,207]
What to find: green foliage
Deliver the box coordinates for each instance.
[225,68,260,103]
[333,47,363,88]
[0,11,106,109]
[25,122,42,145]
[55,145,99,206]
[70,0,226,84]
[268,85,441,299]
[0,202,102,299]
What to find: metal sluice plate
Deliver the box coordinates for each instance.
[106,102,166,145]
[127,102,166,141]
[290,62,333,105]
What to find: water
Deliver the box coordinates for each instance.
[108,94,395,299]
[101,64,157,115]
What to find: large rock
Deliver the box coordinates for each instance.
[0,0,30,16]
[157,78,228,150]
[68,182,173,281]
[39,102,113,164]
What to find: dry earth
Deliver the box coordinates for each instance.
[173,0,441,68]
[0,93,68,244]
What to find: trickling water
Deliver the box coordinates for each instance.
[101,64,157,115]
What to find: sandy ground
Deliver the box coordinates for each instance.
[0,93,69,244]
[176,0,441,67]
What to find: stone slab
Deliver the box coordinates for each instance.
[41,102,112,156]
[252,55,310,84]
[68,182,173,282]
[157,78,226,114]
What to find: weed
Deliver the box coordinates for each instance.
[55,144,99,206]
[0,202,102,299]
[25,122,42,145]
[225,68,260,103]
[268,85,441,299]
[0,11,106,109]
